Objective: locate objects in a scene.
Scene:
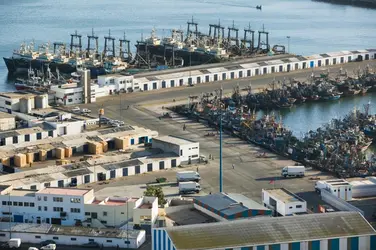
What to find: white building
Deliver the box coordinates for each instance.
[0,124,56,147]
[0,185,158,230]
[152,135,199,164]
[0,222,145,249]
[0,112,16,131]
[315,179,353,201]
[262,188,307,216]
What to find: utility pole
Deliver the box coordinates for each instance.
[286,36,290,54]
[219,87,223,193]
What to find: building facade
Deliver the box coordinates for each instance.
[262,188,307,216]
[152,135,199,163]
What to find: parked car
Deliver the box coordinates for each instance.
[40,240,55,247]
[82,242,100,248]
[28,247,39,250]
[71,107,80,113]
[40,244,56,250]
[82,108,91,113]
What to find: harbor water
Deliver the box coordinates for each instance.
[0,0,376,146]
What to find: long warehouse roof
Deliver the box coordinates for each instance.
[166,212,376,250]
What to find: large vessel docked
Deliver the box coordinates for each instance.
[3,30,130,78]
[134,19,285,67]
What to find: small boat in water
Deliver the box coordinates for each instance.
[256,5,262,10]
[321,94,341,101]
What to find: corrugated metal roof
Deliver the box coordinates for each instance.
[194,193,268,217]
[166,212,376,250]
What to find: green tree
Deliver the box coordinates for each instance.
[144,185,166,205]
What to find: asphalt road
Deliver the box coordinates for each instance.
[77,60,376,211]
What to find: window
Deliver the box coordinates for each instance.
[349,188,351,191]
[43,196,47,201]
[147,163,153,172]
[53,197,63,202]
[70,198,81,203]
[71,238,77,241]
[192,147,198,149]
[2,201,5,206]
[88,239,94,242]
[103,211,108,216]
[53,237,59,240]
[5,101,11,105]
[100,220,107,224]
[13,136,18,144]
[24,202,29,207]
[0,233,6,237]
[25,134,30,142]
[124,240,130,244]
[44,183,50,187]
[48,131,53,137]
[289,206,293,209]
[7,201,11,205]
[37,133,42,140]
[13,202,17,206]
[106,240,112,243]
[53,207,63,212]
[296,205,302,208]
[35,236,41,239]
[71,208,81,213]
[30,203,35,207]
[91,212,98,219]
[191,154,198,158]
[31,185,37,190]
[44,206,48,211]
[85,212,91,216]
[18,202,23,206]
[68,98,73,102]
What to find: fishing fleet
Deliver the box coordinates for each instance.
[3,18,284,79]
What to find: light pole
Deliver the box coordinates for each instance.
[219,87,223,193]
[286,36,290,54]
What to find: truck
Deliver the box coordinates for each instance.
[176,171,201,183]
[179,181,201,194]
[281,166,305,178]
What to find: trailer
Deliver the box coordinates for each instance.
[281,166,305,178]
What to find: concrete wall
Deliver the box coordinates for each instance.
[84,200,135,227]
[0,117,15,131]
[0,228,146,249]
[321,189,364,215]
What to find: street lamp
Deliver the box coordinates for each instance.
[286,36,291,54]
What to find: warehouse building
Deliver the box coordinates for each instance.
[0,152,180,190]
[152,135,199,164]
[0,222,145,249]
[152,212,376,250]
[193,193,272,221]
[262,188,307,216]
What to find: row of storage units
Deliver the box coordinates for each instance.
[134,49,376,91]
[6,154,181,190]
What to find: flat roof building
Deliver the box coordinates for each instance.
[194,193,271,221]
[152,135,199,164]
[262,188,307,216]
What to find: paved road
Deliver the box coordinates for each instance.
[77,60,376,209]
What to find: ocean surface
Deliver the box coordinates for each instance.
[0,0,376,140]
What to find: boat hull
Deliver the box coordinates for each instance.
[3,57,106,78]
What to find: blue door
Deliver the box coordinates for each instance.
[310,61,314,68]
[131,138,135,145]
[14,215,23,222]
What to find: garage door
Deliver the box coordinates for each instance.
[14,215,23,223]
[51,218,62,225]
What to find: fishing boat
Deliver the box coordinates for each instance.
[321,94,341,101]
[364,125,376,138]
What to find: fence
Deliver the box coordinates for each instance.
[321,189,364,215]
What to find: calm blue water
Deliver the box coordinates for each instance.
[0,0,376,137]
